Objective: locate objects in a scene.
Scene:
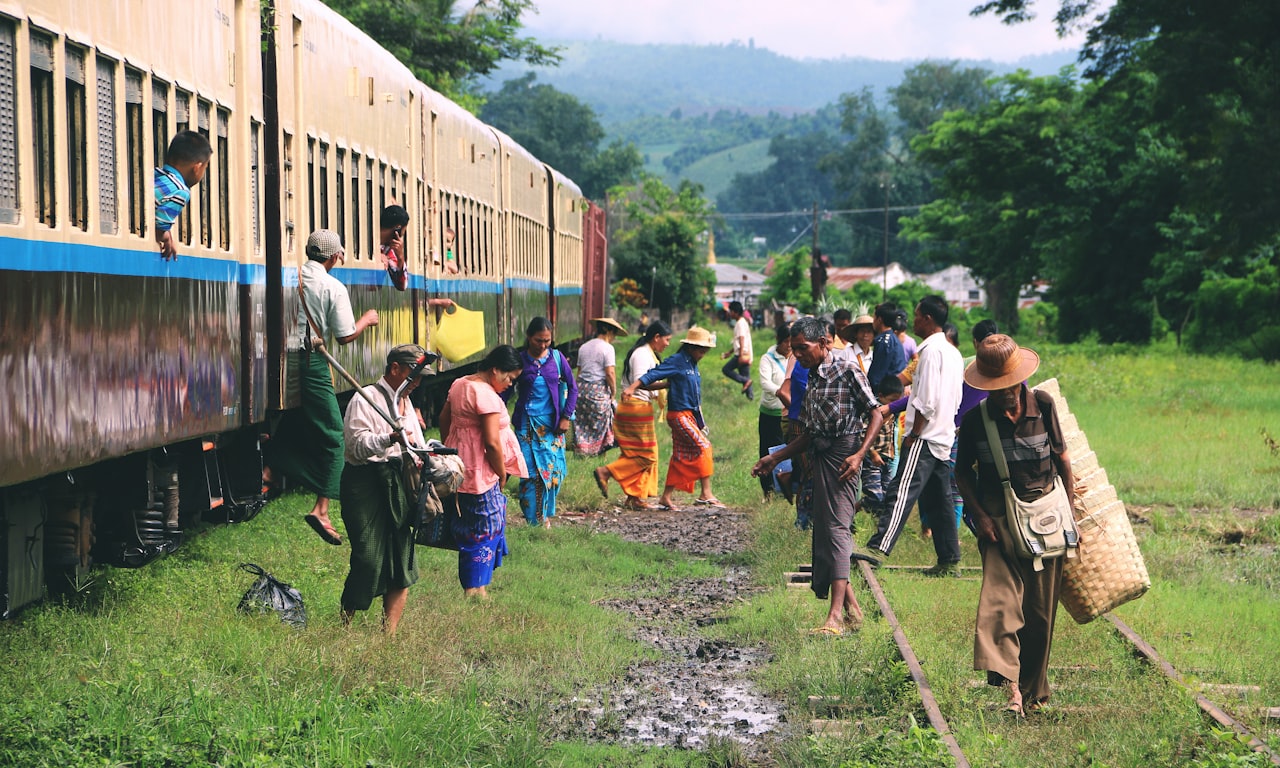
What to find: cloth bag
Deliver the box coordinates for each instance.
[430,305,486,362]
[236,563,307,628]
[981,404,1079,572]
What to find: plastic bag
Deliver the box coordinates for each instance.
[430,305,486,362]
[237,563,307,628]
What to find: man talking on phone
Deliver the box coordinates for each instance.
[379,205,411,291]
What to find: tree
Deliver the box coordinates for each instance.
[480,74,641,199]
[901,72,1083,333]
[325,0,560,106]
[609,176,716,321]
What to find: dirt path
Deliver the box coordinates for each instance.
[554,506,791,760]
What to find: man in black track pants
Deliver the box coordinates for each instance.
[864,295,964,574]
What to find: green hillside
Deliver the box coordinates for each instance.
[676,138,773,200]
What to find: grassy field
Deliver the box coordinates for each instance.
[1,332,1277,766]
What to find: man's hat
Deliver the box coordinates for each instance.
[387,343,438,377]
[837,314,876,344]
[305,229,344,261]
[593,317,629,336]
[679,326,716,348]
[963,334,1039,391]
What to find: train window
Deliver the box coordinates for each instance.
[282,132,294,252]
[217,107,229,250]
[416,179,424,273]
[151,80,169,171]
[335,147,345,251]
[30,30,54,227]
[124,67,144,236]
[318,141,329,230]
[95,55,117,234]
[65,45,88,231]
[349,151,360,258]
[306,137,315,236]
[364,157,373,258]
[378,161,387,215]
[389,164,397,206]
[173,90,190,243]
[250,120,261,253]
[0,18,16,224]
[197,99,211,247]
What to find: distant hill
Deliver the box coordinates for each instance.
[484,40,1078,126]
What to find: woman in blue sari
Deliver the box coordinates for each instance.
[506,317,578,527]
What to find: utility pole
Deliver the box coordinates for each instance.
[811,202,819,255]
[880,181,894,301]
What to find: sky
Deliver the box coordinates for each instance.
[519,0,1104,63]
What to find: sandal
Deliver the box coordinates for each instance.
[808,625,844,637]
[304,514,342,546]
[622,498,657,511]
[693,497,727,509]
[655,503,682,512]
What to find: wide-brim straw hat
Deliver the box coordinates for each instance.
[593,317,628,336]
[680,325,716,348]
[964,334,1040,391]
[837,314,876,344]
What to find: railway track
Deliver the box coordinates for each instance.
[818,559,1280,767]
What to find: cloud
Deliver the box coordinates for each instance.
[521,0,1096,62]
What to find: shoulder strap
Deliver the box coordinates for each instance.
[296,265,326,349]
[980,401,1011,482]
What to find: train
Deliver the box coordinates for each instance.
[0,0,609,617]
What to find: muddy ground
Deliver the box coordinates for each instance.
[551,505,796,761]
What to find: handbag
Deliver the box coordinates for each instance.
[430,304,486,362]
[980,400,1079,572]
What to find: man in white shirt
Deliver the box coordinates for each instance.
[720,300,755,399]
[864,295,965,575]
[339,344,431,634]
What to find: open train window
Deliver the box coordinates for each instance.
[217,107,229,250]
[318,141,329,230]
[0,18,19,224]
[364,157,373,258]
[350,151,360,258]
[174,90,190,243]
[197,99,211,247]
[65,45,87,231]
[30,30,54,227]
[306,137,316,236]
[378,161,387,217]
[335,147,346,251]
[388,164,397,207]
[250,120,261,253]
[282,131,295,253]
[124,67,144,236]
[96,55,117,234]
[151,80,168,170]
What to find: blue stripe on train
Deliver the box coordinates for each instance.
[0,237,578,296]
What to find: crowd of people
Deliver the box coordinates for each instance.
[154,127,1069,714]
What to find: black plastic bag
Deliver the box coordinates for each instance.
[236,563,307,628]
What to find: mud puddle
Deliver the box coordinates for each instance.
[556,506,790,759]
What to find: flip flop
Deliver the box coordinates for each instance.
[808,625,844,637]
[694,497,727,508]
[593,467,609,498]
[655,503,682,512]
[622,498,657,511]
[304,514,342,546]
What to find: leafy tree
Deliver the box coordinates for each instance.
[609,176,716,321]
[901,71,1082,333]
[324,0,560,107]
[760,249,814,311]
[480,74,641,199]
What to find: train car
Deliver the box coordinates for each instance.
[0,0,607,618]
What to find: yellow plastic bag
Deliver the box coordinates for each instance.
[430,305,486,362]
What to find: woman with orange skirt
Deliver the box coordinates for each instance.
[622,326,722,510]
[594,321,673,509]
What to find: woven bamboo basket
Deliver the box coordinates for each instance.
[1061,499,1150,623]
[1033,379,1151,624]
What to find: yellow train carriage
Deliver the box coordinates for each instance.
[494,127,551,345]
[270,0,423,406]
[425,91,502,358]
[547,166,586,345]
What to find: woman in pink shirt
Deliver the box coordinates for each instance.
[439,345,528,597]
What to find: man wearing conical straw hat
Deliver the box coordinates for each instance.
[955,334,1078,717]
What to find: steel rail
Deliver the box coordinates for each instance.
[856,560,971,768]
[1105,614,1280,767]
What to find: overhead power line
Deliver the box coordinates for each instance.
[718,204,924,221]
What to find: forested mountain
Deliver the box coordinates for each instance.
[483,39,1073,125]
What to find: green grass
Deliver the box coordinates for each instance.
[1,334,1277,766]
[677,139,773,201]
